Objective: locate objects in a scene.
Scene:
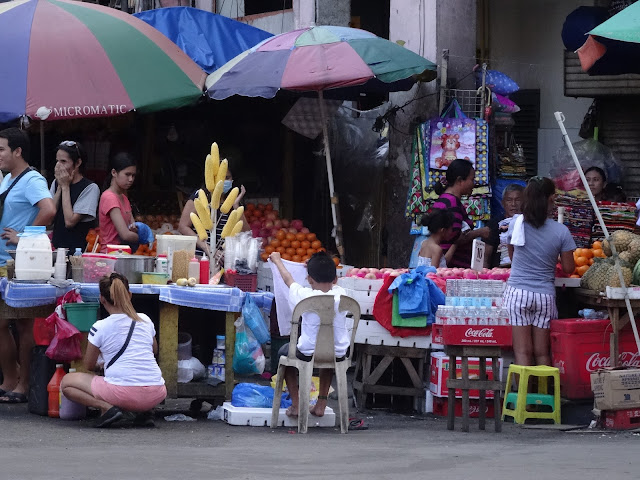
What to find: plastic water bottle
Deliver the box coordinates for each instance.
[477,306,488,325]
[488,306,499,325]
[466,306,478,326]
[47,364,65,418]
[59,369,86,420]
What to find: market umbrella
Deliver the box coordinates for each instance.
[206,25,436,260]
[0,0,206,146]
[133,7,273,75]
[577,2,640,75]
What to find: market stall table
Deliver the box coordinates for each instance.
[0,279,273,401]
[574,288,640,366]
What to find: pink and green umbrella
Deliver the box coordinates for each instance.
[206,25,436,99]
[0,0,206,123]
[206,26,436,261]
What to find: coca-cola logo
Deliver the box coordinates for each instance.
[585,351,640,372]
[465,328,494,338]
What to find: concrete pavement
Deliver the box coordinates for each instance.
[0,402,637,480]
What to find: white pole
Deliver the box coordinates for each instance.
[554,111,640,356]
[318,90,345,262]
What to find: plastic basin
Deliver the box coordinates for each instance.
[63,303,100,332]
[141,272,170,285]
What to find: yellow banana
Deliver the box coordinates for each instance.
[230,220,243,237]
[210,142,220,175]
[220,187,238,214]
[194,197,212,230]
[216,159,228,185]
[205,155,215,192]
[190,212,208,241]
[220,216,235,238]
[211,180,224,210]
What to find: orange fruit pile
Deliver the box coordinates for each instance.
[570,241,606,278]
[260,231,324,263]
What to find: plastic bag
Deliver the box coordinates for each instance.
[177,357,206,383]
[551,138,623,190]
[232,317,265,375]
[45,316,82,363]
[231,383,292,408]
[242,295,270,344]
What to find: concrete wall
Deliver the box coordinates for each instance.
[242,10,295,35]
[385,0,476,267]
[487,0,593,175]
[316,0,350,26]
[216,0,245,18]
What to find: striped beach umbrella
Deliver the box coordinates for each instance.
[0,0,206,123]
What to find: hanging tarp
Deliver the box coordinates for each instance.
[134,7,273,74]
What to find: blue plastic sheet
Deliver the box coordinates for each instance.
[231,383,292,409]
[134,7,273,74]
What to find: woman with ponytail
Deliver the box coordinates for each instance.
[60,273,166,428]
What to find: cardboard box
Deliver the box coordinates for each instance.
[429,351,502,399]
[590,368,640,411]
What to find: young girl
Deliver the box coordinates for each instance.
[60,273,166,428]
[98,153,138,252]
[503,177,575,367]
[418,210,455,268]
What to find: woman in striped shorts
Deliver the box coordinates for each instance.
[503,177,576,366]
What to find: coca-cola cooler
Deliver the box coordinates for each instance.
[550,318,639,400]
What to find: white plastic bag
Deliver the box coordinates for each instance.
[177,357,206,383]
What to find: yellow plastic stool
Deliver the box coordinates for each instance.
[501,365,561,424]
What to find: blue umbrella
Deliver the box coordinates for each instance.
[134,7,273,74]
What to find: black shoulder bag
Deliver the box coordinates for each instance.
[0,167,33,220]
[106,320,136,370]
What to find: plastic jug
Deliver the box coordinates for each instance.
[47,364,65,418]
[15,226,53,280]
[188,257,200,283]
[59,369,86,420]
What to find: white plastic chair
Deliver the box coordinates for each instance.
[270,295,360,433]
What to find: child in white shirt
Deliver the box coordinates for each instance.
[270,251,349,418]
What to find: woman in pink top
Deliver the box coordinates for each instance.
[99,153,138,251]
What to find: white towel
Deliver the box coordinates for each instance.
[510,214,526,246]
[268,259,310,336]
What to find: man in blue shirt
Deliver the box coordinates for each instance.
[0,128,55,403]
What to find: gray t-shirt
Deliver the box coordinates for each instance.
[507,218,576,295]
[50,180,99,221]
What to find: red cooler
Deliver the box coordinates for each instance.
[550,318,639,400]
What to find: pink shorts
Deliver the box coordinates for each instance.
[91,376,167,412]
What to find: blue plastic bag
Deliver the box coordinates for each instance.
[232,317,265,375]
[242,294,270,344]
[231,383,292,408]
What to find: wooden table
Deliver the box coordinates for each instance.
[574,288,640,367]
[1,281,273,403]
[444,345,504,433]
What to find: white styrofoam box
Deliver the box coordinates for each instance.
[425,390,434,413]
[222,402,335,427]
[555,277,581,288]
[338,276,384,292]
[354,318,432,349]
[344,288,376,315]
[336,265,354,278]
[606,286,640,299]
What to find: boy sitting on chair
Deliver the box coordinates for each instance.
[269,251,350,417]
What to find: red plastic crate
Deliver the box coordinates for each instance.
[224,272,257,292]
[550,318,639,400]
[442,324,512,347]
[432,396,495,418]
[603,408,640,430]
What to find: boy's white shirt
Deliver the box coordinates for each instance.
[288,283,350,357]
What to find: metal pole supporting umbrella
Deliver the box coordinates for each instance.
[555,111,640,355]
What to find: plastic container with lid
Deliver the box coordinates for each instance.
[156,235,196,258]
[59,368,86,420]
[81,253,117,283]
[15,226,53,281]
[155,254,168,274]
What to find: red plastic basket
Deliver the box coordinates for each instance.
[225,272,257,292]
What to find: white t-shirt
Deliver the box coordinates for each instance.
[289,283,350,357]
[88,313,164,387]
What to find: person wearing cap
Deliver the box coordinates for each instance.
[49,141,100,251]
